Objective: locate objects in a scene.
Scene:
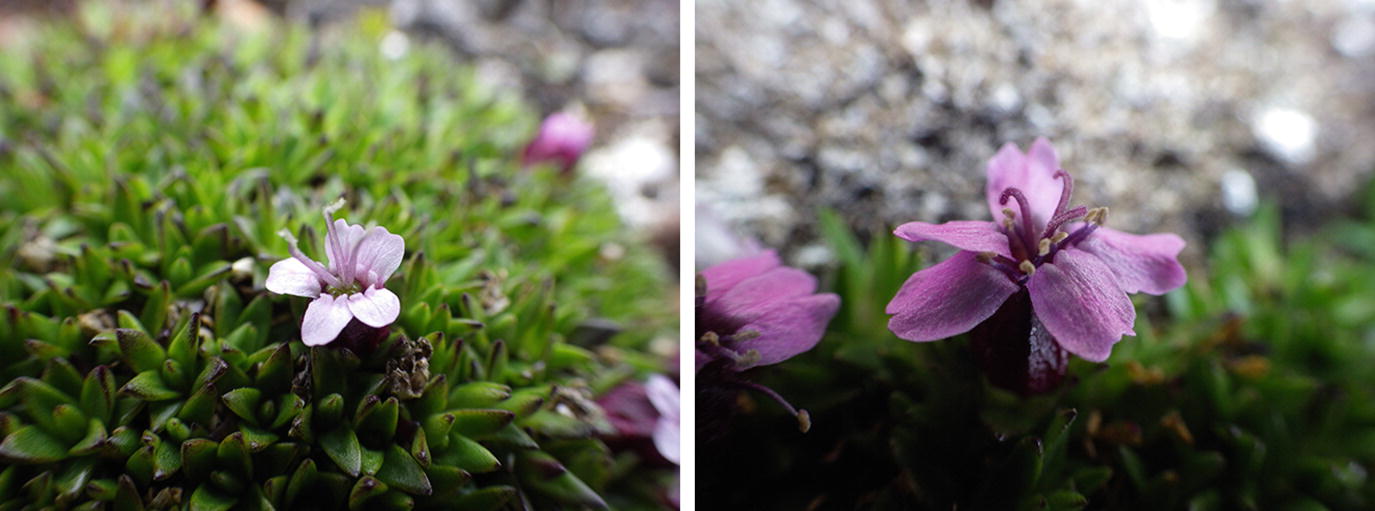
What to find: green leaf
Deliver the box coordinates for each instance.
[116,328,166,374]
[320,428,362,477]
[0,426,69,463]
[376,444,432,496]
[120,371,180,401]
[189,484,236,511]
[450,409,515,437]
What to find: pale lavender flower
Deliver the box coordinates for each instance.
[522,112,594,173]
[598,374,680,466]
[265,199,405,346]
[887,138,1186,392]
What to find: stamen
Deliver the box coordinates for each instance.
[1052,170,1074,218]
[999,188,1038,250]
[976,251,996,263]
[735,380,812,433]
[1042,206,1088,239]
[700,331,720,346]
[322,198,351,284]
[1051,231,1069,243]
[1096,207,1109,225]
[1002,208,1016,219]
[277,228,341,288]
[1038,239,1051,256]
[1019,260,1036,276]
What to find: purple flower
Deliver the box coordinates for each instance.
[598,374,680,465]
[887,138,1186,392]
[521,112,594,173]
[265,199,405,346]
[697,251,839,432]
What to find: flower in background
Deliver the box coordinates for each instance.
[886,138,1186,393]
[266,199,405,346]
[697,250,840,433]
[598,374,680,465]
[522,112,594,173]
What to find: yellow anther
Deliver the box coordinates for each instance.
[976,251,996,263]
[1098,207,1110,225]
[1038,238,1051,256]
[1002,218,1015,232]
[1051,231,1069,243]
[1002,207,1017,219]
[1019,260,1036,276]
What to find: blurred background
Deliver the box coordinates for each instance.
[696,0,1375,269]
[2,0,681,259]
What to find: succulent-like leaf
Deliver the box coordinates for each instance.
[320,428,362,477]
[0,426,69,463]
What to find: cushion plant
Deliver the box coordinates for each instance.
[0,4,676,510]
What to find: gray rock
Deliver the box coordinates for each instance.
[697,0,1375,269]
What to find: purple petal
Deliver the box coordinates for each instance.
[350,227,405,286]
[1075,227,1187,295]
[1027,248,1137,362]
[733,293,840,368]
[265,258,322,298]
[325,220,367,273]
[346,287,401,328]
[894,220,1013,259]
[984,138,1062,229]
[887,251,1020,342]
[302,294,354,346]
[700,251,782,305]
[523,113,594,172]
[711,266,818,315]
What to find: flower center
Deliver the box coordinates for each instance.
[326,282,363,297]
[983,169,1106,282]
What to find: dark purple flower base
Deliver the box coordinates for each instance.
[328,319,391,356]
[969,290,1069,395]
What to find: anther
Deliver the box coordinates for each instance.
[1002,208,1016,219]
[1038,238,1051,256]
[700,331,720,346]
[1051,231,1069,243]
[1019,260,1036,276]
[1084,208,1102,224]
[797,410,812,433]
[976,251,996,263]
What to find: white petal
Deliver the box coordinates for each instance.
[346,287,401,328]
[350,227,405,286]
[301,295,354,346]
[265,258,322,298]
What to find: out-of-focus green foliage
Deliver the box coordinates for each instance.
[0,3,675,510]
[700,202,1375,510]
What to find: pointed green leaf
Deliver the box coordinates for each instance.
[121,371,179,401]
[0,426,69,463]
[320,428,361,477]
[376,444,432,496]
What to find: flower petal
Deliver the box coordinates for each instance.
[1027,248,1136,362]
[732,293,840,368]
[1075,227,1187,295]
[644,375,679,421]
[265,258,322,298]
[700,250,782,305]
[301,294,354,346]
[350,227,405,286]
[985,138,1062,229]
[894,220,1013,259]
[325,219,367,272]
[711,266,819,317]
[653,416,680,465]
[346,287,401,328]
[886,251,1020,342]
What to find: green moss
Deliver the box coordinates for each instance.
[0,4,674,510]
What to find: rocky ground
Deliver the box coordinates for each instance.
[696,0,1375,269]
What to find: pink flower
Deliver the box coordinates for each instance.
[696,251,839,433]
[598,374,680,465]
[265,199,405,346]
[521,112,594,173]
[887,139,1186,392]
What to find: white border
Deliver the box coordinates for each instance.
[677,0,695,508]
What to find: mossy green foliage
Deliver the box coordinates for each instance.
[700,205,1375,510]
[0,4,674,510]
